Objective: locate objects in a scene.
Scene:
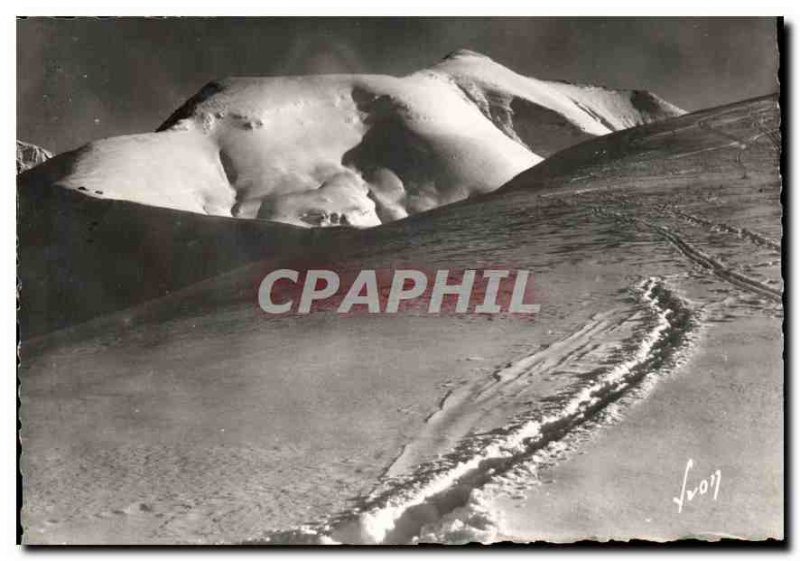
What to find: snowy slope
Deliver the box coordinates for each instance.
[20,50,682,227]
[20,96,781,544]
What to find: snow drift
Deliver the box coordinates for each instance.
[19,50,682,227]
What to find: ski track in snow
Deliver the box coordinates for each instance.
[383,309,631,479]
[667,208,781,253]
[591,206,782,303]
[253,277,697,545]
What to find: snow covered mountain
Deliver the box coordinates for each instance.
[17,140,52,173]
[20,50,682,227]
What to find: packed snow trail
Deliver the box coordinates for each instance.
[383,309,626,478]
[254,277,696,545]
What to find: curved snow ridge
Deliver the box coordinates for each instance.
[21,51,682,229]
[255,277,696,545]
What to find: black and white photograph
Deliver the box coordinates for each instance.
[15,14,784,546]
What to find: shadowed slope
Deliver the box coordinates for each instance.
[18,172,311,339]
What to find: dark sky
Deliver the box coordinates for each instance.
[18,17,779,154]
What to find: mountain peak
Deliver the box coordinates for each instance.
[17,140,52,174]
[442,48,492,61]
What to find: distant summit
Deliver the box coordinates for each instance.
[16,140,52,174]
[21,53,683,228]
[442,48,492,60]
